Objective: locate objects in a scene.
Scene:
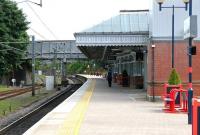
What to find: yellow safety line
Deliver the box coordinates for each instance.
[57,79,96,135]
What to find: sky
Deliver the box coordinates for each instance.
[13,0,150,40]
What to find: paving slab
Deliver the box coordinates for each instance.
[79,78,191,135]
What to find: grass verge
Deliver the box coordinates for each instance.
[0,88,55,117]
[0,85,10,92]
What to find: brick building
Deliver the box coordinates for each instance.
[147,0,200,100]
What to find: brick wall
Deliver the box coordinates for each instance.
[147,40,200,97]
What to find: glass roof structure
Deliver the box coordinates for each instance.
[81,11,149,33]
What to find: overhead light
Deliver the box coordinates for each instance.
[182,0,189,4]
[155,0,165,11]
[183,0,189,10]
[155,0,165,4]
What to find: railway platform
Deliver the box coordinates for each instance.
[23,75,191,135]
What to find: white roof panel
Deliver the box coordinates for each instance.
[81,11,149,33]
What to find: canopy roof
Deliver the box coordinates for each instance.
[74,10,150,60]
[81,10,149,33]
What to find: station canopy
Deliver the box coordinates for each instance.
[74,10,150,61]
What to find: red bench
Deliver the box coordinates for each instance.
[163,83,182,108]
[163,88,188,113]
[163,88,179,112]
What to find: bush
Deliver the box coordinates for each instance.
[168,68,181,85]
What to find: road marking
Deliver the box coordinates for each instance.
[57,79,96,135]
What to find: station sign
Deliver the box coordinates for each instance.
[184,15,198,39]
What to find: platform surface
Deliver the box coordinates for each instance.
[24,76,191,135]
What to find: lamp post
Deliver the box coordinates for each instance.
[31,36,35,96]
[53,47,58,87]
[24,0,42,96]
[187,0,193,125]
[156,0,189,68]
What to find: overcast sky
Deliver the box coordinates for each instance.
[13,0,150,40]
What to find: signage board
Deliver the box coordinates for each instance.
[184,15,198,39]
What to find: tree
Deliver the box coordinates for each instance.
[67,61,87,75]
[168,68,182,85]
[66,60,106,75]
[0,0,29,76]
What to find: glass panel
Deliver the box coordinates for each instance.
[121,14,130,32]
[130,14,139,32]
[130,63,132,76]
[81,12,148,33]
[128,63,131,75]
[139,13,148,31]
[94,24,102,32]
[112,15,121,32]
[102,20,112,32]
[131,61,144,76]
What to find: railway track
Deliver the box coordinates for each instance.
[0,86,42,101]
[0,77,85,135]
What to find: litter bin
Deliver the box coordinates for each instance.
[192,98,200,135]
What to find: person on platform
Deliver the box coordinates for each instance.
[107,69,112,87]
